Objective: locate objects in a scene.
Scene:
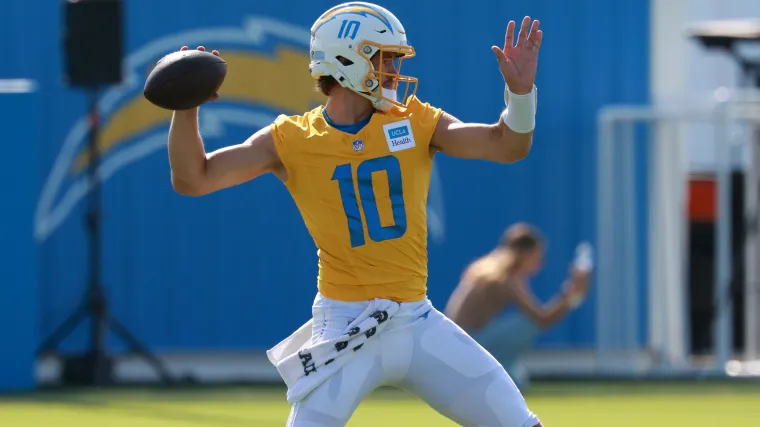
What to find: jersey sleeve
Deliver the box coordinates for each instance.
[270,113,307,184]
[270,114,292,166]
[405,95,444,148]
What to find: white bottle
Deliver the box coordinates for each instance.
[573,241,593,273]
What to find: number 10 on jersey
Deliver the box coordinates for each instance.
[332,155,407,248]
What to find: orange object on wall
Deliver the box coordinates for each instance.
[688,176,716,222]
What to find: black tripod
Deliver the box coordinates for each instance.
[37,88,175,385]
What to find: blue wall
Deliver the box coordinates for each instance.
[4,0,649,371]
[0,90,40,392]
[0,0,42,392]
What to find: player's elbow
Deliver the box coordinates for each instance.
[171,174,207,196]
[490,127,532,163]
[495,140,532,163]
[504,144,531,163]
[502,130,534,162]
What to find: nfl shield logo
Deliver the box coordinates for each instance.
[352,139,364,152]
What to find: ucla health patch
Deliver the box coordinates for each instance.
[383,119,416,153]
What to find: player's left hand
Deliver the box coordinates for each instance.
[492,16,542,95]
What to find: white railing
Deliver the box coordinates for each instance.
[595,88,760,377]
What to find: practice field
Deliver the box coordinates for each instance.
[1,381,758,426]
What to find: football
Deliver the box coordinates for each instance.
[143,49,227,110]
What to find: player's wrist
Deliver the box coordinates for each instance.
[172,108,200,123]
[500,84,537,134]
[174,106,199,114]
[507,84,534,95]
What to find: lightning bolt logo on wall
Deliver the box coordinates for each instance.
[35,16,446,244]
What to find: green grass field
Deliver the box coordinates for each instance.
[1,381,758,426]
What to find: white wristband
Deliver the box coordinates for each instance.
[500,84,537,134]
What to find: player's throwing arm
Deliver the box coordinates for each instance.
[146,46,285,196]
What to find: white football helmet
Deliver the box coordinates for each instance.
[309,2,417,111]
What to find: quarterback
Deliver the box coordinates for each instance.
[168,2,543,426]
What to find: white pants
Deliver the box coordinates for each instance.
[285,293,541,427]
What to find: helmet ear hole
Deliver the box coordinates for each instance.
[336,56,354,66]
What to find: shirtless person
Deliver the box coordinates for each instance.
[445,223,592,389]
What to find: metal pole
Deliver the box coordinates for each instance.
[621,121,640,355]
[746,122,759,362]
[596,114,615,361]
[713,97,733,373]
[745,90,760,363]
[743,72,760,363]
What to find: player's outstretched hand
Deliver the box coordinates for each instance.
[180,45,221,102]
[491,16,542,95]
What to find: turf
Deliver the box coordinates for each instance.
[0,381,758,426]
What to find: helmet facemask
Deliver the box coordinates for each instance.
[356,41,418,111]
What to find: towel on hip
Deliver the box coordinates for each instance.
[266,298,401,404]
